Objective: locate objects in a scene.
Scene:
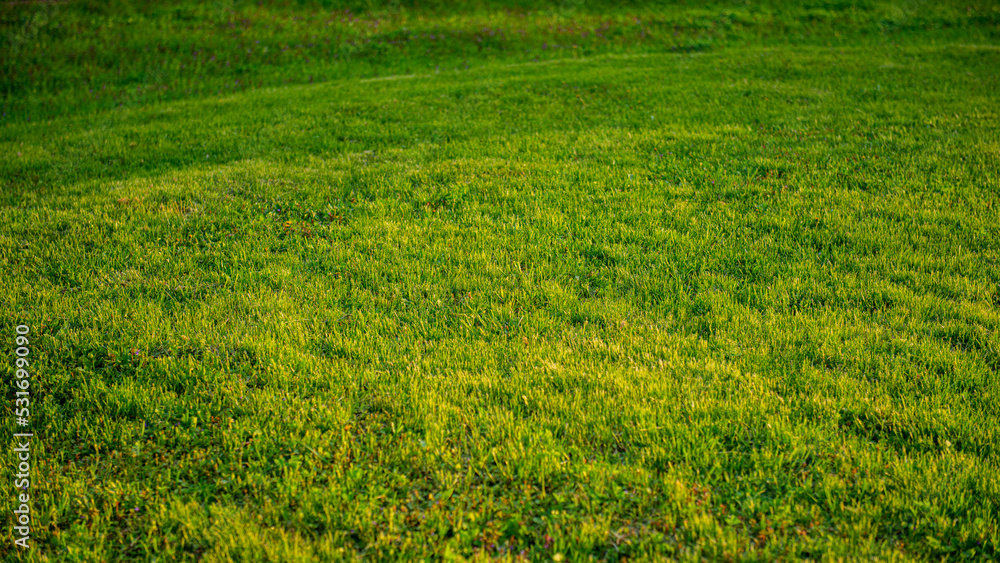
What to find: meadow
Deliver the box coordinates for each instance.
[1,0,999,560]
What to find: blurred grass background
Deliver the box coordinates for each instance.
[3,0,998,123]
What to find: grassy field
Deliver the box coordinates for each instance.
[2,0,999,560]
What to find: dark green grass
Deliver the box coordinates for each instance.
[1,1,1000,561]
[3,0,998,123]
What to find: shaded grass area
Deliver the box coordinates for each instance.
[1,2,1000,562]
[2,0,998,123]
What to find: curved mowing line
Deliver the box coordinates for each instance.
[357,52,655,83]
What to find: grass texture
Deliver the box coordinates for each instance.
[1,1,999,561]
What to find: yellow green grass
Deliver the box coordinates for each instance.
[1,1,999,560]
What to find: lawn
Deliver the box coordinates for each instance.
[1,0,999,560]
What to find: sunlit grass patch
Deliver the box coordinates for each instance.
[2,1,999,560]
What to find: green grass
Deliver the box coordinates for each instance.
[2,1,999,561]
